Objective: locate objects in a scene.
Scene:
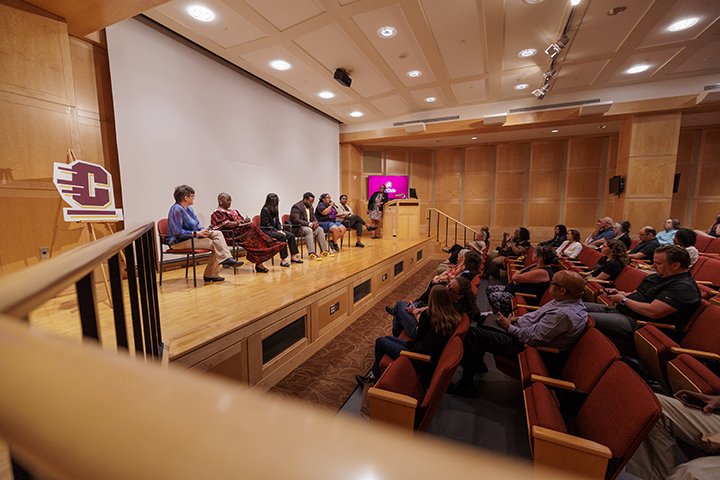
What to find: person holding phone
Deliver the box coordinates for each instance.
[627,391,720,479]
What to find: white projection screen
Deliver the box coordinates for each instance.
[106,18,339,229]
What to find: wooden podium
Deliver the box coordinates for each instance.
[384,199,421,239]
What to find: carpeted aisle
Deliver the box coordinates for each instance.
[269,259,441,411]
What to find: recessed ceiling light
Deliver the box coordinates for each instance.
[668,17,699,32]
[318,91,335,99]
[186,4,216,22]
[407,70,422,78]
[626,64,650,74]
[517,48,537,58]
[377,26,397,38]
[424,96,437,103]
[349,111,364,118]
[607,6,626,16]
[570,0,582,6]
[551,129,559,133]
[514,83,529,91]
[471,136,478,140]
[270,59,292,71]
[523,0,544,3]
[598,125,607,129]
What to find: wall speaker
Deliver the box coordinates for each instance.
[404,123,426,134]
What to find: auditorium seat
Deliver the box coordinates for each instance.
[690,255,720,296]
[512,289,553,316]
[523,361,661,480]
[281,213,305,257]
[634,300,719,389]
[560,245,602,272]
[368,335,463,431]
[666,353,720,395]
[694,230,713,252]
[157,218,211,288]
[593,266,649,306]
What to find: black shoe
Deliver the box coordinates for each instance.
[280,261,291,267]
[355,241,365,248]
[255,264,269,273]
[291,258,304,264]
[203,276,225,283]
[385,305,394,315]
[367,225,378,231]
[221,258,243,268]
[355,373,375,388]
[332,242,341,252]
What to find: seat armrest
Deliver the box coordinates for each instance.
[400,350,432,363]
[670,347,720,361]
[367,387,418,431]
[514,292,537,299]
[586,279,612,285]
[532,426,611,480]
[530,374,576,391]
[516,304,540,311]
[635,320,675,331]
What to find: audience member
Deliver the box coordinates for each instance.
[480,225,491,247]
[538,224,567,249]
[335,194,376,248]
[290,192,333,261]
[442,230,487,269]
[485,227,531,279]
[367,184,389,238]
[450,270,588,397]
[707,213,720,238]
[556,229,583,259]
[627,391,720,480]
[614,220,632,249]
[358,285,460,388]
[585,239,629,282]
[315,193,346,252]
[166,185,241,283]
[628,226,660,260]
[259,193,302,267]
[416,251,483,304]
[583,245,701,341]
[585,217,616,246]
[674,228,699,267]
[210,193,285,273]
[485,245,557,316]
[657,218,681,245]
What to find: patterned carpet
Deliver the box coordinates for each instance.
[269,260,441,411]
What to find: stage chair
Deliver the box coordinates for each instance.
[634,300,719,389]
[368,335,463,431]
[523,361,661,480]
[250,215,275,265]
[157,218,211,288]
[281,214,305,257]
[666,353,720,395]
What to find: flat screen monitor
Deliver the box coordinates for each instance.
[367,175,409,200]
[609,175,624,195]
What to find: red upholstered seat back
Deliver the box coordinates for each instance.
[613,266,648,292]
[576,361,661,476]
[577,246,603,268]
[629,239,640,250]
[454,314,470,339]
[561,328,619,394]
[694,230,713,252]
[158,218,169,244]
[374,356,424,400]
[524,382,569,451]
[681,301,720,355]
[418,336,464,431]
[470,274,481,297]
[668,354,720,395]
[692,256,720,288]
[705,237,720,255]
[281,214,290,224]
[252,215,261,228]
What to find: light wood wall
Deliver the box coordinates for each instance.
[0,0,121,275]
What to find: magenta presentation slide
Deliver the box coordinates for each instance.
[367,175,409,200]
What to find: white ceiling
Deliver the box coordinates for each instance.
[143,0,720,130]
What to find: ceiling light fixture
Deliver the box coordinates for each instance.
[551,129,560,133]
[668,17,699,32]
[626,64,650,74]
[471,136,478,140]
[532,87,548,99]
[269,59,292,71]
[598,125,607,129]
[607,6,626,16]
[377,26,397,38]
[543,70,557,82]
[349,111,364,118]
[517,48,537,58]
[406,70,422,78]
[570,0,581,6]
[424,96,437,103]
[514,83,529,91]
[186,4,216,22]
[318,91,335,99]
[523,0,544,3]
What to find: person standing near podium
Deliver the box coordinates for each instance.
[367,184,389,239]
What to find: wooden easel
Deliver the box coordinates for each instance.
[49,148,119,307]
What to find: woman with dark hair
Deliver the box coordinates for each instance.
[485,245,557,316]
[315,193,346,252]
[359,285,460,386]
[707,213,720,238]
[539,224,568,249]
[485,227,531,279]
[674,228,699,266]
[585,239,629,282]
[367,184,389,239]
[556,229,582,259]
[259,193,302,267]
[614,220,632,249]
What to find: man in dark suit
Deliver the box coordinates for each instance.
[290,192,332,261]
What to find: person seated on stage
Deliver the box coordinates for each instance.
[614,220,632,249]
[449,270,587,397]
[628,226,661,261]
[485,245,557,316]
[367,184,389,238]
[166,185,242,283]
[485,227,531,279]
[259,193,303,267]
[627,391,720,480]
[585,216,616,247]
[290,192,332,261]
[674,228,699,267]
[556,229,583,259]
[210,193,285,273]
[334,194,376,248]
[440,231,487,273]
[387,276,479,340]
[357,285,461,387]
[584,239,629,282]
[315,193,346,252]
[707,212,720,238]
[657,218,681,245]
[583,245,701,342]
[538,224,567,249]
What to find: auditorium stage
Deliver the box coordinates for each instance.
[29,236,435,389]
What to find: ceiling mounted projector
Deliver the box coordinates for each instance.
[334,68,352,87]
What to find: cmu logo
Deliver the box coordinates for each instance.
[53,160,123,222]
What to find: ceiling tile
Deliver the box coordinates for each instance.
[409,87,445,108]
[371,95,412,116]
[556,59,609,89]
[243,0,325,31]
[503,0,567,71]
[607,47,683,83]
[638,0,720,48]
[452,79,488,103]
[671,41,720,74]
[501,66,543,97]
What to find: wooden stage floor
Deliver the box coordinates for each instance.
[29,236,434,375]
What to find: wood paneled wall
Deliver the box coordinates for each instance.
[0,1,121,275]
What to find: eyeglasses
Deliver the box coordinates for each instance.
[550,282,565,288]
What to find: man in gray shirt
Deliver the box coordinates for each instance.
[450,270,588,397]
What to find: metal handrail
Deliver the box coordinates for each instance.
[426,208,480,246]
